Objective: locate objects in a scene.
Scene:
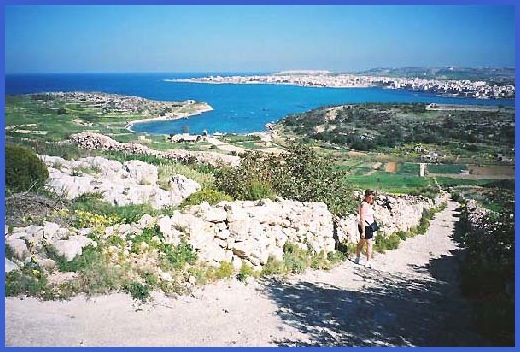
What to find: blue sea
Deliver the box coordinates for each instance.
[5,73,515,135]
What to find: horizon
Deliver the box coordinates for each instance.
[4,65,516,76]
[4,5,515,74]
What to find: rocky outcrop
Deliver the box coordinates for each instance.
[42,155,201,209]
[69,132,240,166]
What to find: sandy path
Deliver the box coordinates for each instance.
[4,201,487,347]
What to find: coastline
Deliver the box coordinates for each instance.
[164,78,373,89]
[126,105,214,132]
[164,73,515,100]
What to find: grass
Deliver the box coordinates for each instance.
[346,172,434,194]
[395,162,420,175]
[158,161,215,190]
[427,164,468,174]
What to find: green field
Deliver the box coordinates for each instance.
[428,164,468,174]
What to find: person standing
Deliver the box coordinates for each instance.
[355,189,377,268]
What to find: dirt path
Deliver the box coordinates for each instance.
[4,201,487,347]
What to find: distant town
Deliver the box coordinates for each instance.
[167,69,515,100]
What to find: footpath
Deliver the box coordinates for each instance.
[4,200,488,347]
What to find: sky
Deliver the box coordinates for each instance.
[3,4,516,73]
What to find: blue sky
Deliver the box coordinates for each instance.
[4,4,516,73]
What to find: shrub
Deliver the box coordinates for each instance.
[244,180,277,201]
[180,189,233,207]
[215,143,357,216]
[124,281,150,302]
[5,144,49,192]
[46,245,102,273]
[161,241,197,269]
[454,195,514,345]
[214,261,234,279]
[374,233,401,253]
[282,242,311,274]
[236,263,257,282]
[261,256,285,276]
[5,262,47,297]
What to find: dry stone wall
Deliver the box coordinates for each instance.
[69,132,240,166]
[5,154,447,274]
[5,196,442,273]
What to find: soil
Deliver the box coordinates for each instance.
[4,201,489,347]
[384,161,397,173]
[4,193,71,228]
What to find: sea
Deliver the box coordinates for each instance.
[5,73,515,135]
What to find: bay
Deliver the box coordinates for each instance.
[5,73,514,135]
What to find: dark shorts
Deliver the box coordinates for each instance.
[358,224,374,239]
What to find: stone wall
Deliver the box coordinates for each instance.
[69,132,240,166]
[5,195,443,273]
[5,154,447,274]
[335,193,444,244]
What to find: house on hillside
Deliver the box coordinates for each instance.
[420,151,439,163]
[168,133,203,143]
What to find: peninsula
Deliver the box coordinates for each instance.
[23,91,213,132]
[166,69,515,100]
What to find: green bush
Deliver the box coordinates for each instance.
[161,241,197,269]
[215,143,356,216]
[124,281,150,302]
[261,256,285,276]
[244,180,277,201]
[5,144,49,192]
[180,189,233,207]
[5,262,47,297]
[236,263,257,282]
[374,233,401,253]
[454,195,514,346]
[214,261,234,279]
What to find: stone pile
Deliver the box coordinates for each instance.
[69,132,240,166]
[5,222,96,273]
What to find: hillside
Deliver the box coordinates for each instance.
[356,67,515,85]
[276,102,515,163]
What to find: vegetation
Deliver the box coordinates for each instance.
[260,242,345,276]
[5,144,49,193]
[373,203,446,254]
[278,102,515,163]
[215,143,358,216]
[4,90,515,346]
[180,189,233,207]
[453,190,514,346]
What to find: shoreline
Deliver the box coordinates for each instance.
[126,105,214,133]
[163,74,515,100]
[164,78,373,89]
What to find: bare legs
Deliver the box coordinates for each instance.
[355,238,373,266]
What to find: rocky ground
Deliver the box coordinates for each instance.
[4,200,489,347]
